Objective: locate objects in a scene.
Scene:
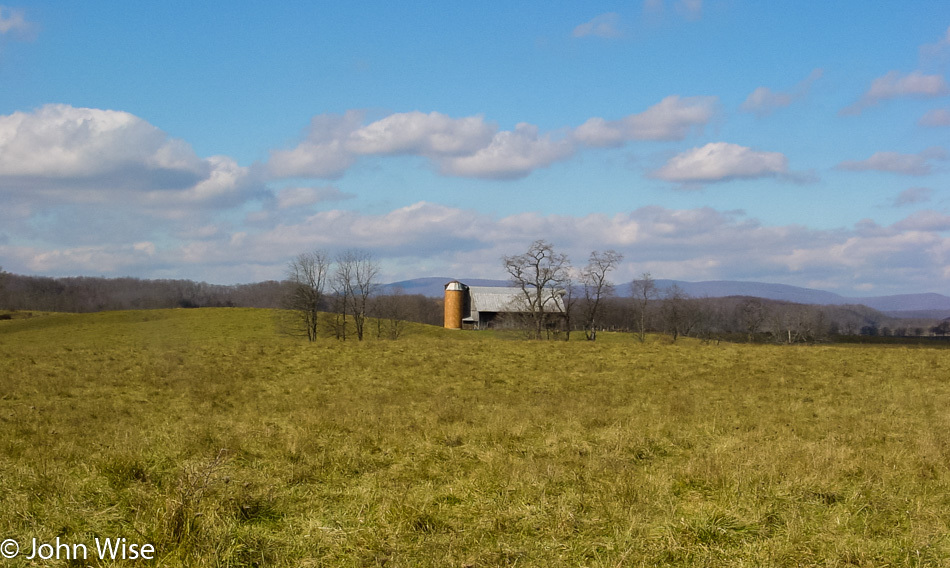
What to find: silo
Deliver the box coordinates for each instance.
[443,281,467,329]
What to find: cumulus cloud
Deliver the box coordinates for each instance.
[741,88,793,116]
[270,97,716,181]
[10,242,159,274]
[741,69,823,117]
[893,187,934,207]
[345,111,496,156]
[148,205,761,276]
[269,110,501,179]
[675,0,703,20]
[437,123,574,180]
[642,0,703,21]
[157,205,950,293]
[273,110,497,179]
[836,147,947,176]
[276,185,354,209]
[573,13,623,39]
[920,25,950,60]
[574,95,717,146]
[866,71,948,98]
[892,210,950,232]
[919,108,950,127]
[643,0,664,15]
[842,71,950,115]
[0,105,259,208]
[0,5,29,35]
[6,200,950,294]
[0,105,202,182]
[267,111,364,179]
[651,142,789,184]
[0,104,271,260]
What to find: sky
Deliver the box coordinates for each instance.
[0,1,949,296]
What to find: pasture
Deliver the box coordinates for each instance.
[1,308,949,566]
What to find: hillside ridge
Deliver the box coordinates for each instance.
[382,277,950,317]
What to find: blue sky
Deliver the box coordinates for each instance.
[1,1,949,296]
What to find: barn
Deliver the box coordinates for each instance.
[443,280,566,330]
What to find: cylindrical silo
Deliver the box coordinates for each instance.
[444,281,467,329]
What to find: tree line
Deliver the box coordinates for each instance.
[0,269,288,312]
[1,253,946,343]
[279,250,443,341]
[497,241,950,343]
[0,265,441,332]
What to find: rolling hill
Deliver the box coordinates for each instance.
[382,277,950,319]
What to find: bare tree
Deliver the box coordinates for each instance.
[372,288,409,340]
[282,251,331,341]
[680,296,710,339]
[559,268,579,341]
[503,240,571,340]
[332,253,354,341]
[631,273,657,342]
[933,320,950,337]
[659,284,688,342]
[769,304,822,344]
[736,298,768,342]
[581,250,623,341]
[334,250,379,341]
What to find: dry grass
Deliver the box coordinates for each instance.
[1,309,949,566]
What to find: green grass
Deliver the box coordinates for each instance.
[2,309,950,566]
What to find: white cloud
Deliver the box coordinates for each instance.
[741,69,823,117]
[149,155,250,207]
[269,96,720,181]
[0,104,270,257]
[836,147,947,176]
[166,205,950,293]
[0,105,258,208]
[623,95,717,141]
[0,5,29,35]
[919,108,950,127]
[651,142,789,184]
[675,0,703,20]
[345,111,496,156]
[15,242,158,274]
[643,0,703,21]
[892,210,950,232]
[571,117,625,147]
[267,111,363,179]
[437,123,574,179]
[893,187,933,207]
[573,13,623,39]
[573,95,717,146]
[0,105,203,181]
[842,71,950,115]
[6,202,950,295]
[267,139,354,179]
[920,25,950,60]
[741,87,792,116]
[271,98,717,181]
[867,71,948,98]
[276,186,353,209]
[269,110,503,179]
[643,0,664,15]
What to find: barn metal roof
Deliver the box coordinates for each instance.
[468,286,522,314]
[467,286,564,315]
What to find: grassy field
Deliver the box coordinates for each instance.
[1,309,950,567]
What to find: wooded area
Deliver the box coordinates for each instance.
[0,263,946,343]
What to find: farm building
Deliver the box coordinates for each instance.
[443,280,566,330]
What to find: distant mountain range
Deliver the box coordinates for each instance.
[382,277,950,319]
